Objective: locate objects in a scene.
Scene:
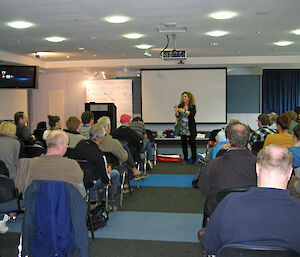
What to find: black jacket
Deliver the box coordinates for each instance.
[178,104,197,137]
[16,124,34,145]
[111,126,142,162]
[74,139,109,184]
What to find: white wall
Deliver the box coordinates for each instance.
[32,71,89,129]
[0,89,28,121]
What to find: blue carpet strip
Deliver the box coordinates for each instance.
[7,212,203,243]
[130,174,194,188]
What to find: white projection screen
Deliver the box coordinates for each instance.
[141,68,227,123]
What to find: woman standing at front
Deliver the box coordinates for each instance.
[174,92,197,164]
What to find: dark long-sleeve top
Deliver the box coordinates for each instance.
[111,126,142,162]
[198,149,257,216]
[74,139,109,184]
[16,124,34,145]
[177,104,197,137]
[204,187,300,255]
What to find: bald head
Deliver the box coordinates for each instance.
[225,123,250,148]
[256,145,293,189]
[46,130,69,156]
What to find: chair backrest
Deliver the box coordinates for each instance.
[0,160,9,177]
[251,141,265,154]
[103,152,119,169]
[24,145,46,158]
[218,244,299,257]
[0,174,17,203]
[75,159,99,189]
[214,187,250,211]
[293,167,300,179]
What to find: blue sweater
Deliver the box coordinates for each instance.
[204,187,300,255]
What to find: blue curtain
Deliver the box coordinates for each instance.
[262,69,300,114]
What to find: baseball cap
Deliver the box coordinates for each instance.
[120,114,132,123]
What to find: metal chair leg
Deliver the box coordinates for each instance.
[154,143,158,165]
[105,185,109,211]
[143,151,147,172]
[120,172,126,208]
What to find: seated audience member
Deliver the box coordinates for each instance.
[64,116,86,148]
[111,114,142,163]
[215,117,240,142]
[264,113,294,148]
[14,111,35,145]
[28,130,85,196]
[198,123,257,218]
[268,112,278,131]
[286,110,298,135]
[80,111,94,139]
[250,114,277,151]
[203,145,300,255]
[130,117,153,165]
[74,124,120,201]
[0,122,21,176]
[97,116,145,180]
[43,115,61,140]
[288,124,300,172]
[33,121,47,142]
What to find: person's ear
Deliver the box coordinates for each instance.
[226,138,231,147]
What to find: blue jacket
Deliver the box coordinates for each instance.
[23,180,90,257]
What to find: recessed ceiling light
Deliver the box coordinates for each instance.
[93,54,97,57]
[209,42,218,46]
[273,41,293,46]
[66,56,70,59]
[210,11,237,20]
[123,33,144,39]
[206,30,228,37]
[45,36,66,43]
[135,44,153,50]
[104,16,129,24]
[78,47,85,50]
[7,20,34,29]
[291,29,300,35]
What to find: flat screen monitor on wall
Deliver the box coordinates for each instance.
[141,68,227,124]
[0,65,38,89]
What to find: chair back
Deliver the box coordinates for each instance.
[0,160,9,177]
[0,174,17,203]
[294,167,300,179]
[218,244,299,257]
[103,152,119,169]
[75,160,98,189]
[214,187,250,211]
[24,145,46,158]
[251,141,264,154]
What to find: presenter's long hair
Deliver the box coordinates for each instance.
[179,91,195,107]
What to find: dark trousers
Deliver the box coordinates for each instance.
[181,135,197,162]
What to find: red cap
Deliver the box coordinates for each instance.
[120,114,132,123]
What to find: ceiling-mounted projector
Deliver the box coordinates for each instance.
[161,50,187,60]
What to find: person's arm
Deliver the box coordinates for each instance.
[197,162,212,197]
[203,198,226,254]
[72,161,84,184]
[186,105,196,117]
[14,140,21,170]
[174,105,179,117]
[112,140,128,164]
[21,126,34,143]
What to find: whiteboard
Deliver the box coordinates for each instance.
[141,69,227,123]
[0,89,28,121]
[86,79,132,126]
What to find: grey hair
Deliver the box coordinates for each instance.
[97,116,111,129]
[257,145,293,175]
[90,123,106,141]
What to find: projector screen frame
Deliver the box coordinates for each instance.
[140,67,227,125]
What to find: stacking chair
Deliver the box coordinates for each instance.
[0,175,24,214]
[102,152,132,208]
[293,167,300,178]
[75,159,110,240]
[214,187,250,211]
[218,244,298,257]
[24,145,46,158]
